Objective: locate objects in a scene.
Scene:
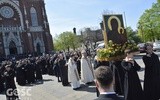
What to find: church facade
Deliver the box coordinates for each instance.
[0,0,53,57]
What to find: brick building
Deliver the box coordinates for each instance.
[0,0,53,57]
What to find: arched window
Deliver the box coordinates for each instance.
[9,41,17,55]
[30,7,38,26]
[36,43,41,54]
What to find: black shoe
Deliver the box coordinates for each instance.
[73,86,81,90]
[86,82,94,85]
[73,88,78,90]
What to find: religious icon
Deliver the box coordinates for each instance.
[102,15,127,47]
[108,16,124,34]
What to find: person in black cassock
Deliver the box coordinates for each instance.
[16,60,26,86]
[54,56,62,82]
[0,61,7,93]
[3,65,19,100]
[58,54,69,86]
[47,55,55,75]
[0,65,5,93]
[74,52,81,77]
[44,55,50,75]
[35,57,43,81]
[121,49,143,100]
[25,59,35,84]
[112,61,125,96]
[50,54,58,75]
[0,71,5,93]
[142,43,160,100]
[41,57,47,74]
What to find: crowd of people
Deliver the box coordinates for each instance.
[0,55,54,100]
[0,43,160,100]
[0,50,95,100]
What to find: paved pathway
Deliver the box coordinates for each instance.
[0,75,96,100]
[1,53,154,100]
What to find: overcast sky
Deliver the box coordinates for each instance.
[45,0,157,37]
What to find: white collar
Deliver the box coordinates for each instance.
[100,92,116,95]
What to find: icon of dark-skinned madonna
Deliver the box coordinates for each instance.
[98,14,138,61]
[106,15,127,44]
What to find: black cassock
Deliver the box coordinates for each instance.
[112,61,125,95]
[0,74,4,93]
[16,63,26,86]
[143,53,160,100]
[41,59,47,74]
[35,60,43,80]
[54,59,61,82]
[121,60,143,100]
[58,59,69,86]
[0,66,5,93]
[4,69,19,100]
[48,58,55,75]
[25,63,35,84]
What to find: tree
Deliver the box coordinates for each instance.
[126,27,141,43]
[138,2,160,42]
[81,27,103,49]
[54,32,81,51]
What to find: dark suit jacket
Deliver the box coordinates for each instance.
[94,94,124,100]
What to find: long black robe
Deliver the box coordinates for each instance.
[113,61,125,95]
[35,60,43,80]
[121,60,143,100]
[74,57,81,76]
[4,69,19,100]
[0,73,4,93]
[48,58,55,75]
[143,53,160,100]
[16,63,26,86]
[54,58,62,82]
[0,66,5,93]
[25,63,35,84]
[30,63,36,83]
[58,59,68,86]
[41,59,47,74]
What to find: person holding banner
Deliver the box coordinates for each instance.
[68,54,81,90]
[121,49,143,100]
